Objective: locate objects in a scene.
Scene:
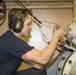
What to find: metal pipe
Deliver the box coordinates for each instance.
[5,0,73,2]
[6,5,73,9]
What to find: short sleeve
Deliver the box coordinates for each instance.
[5,38,34,59]
[0,30,34,59]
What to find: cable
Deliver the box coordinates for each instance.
[15,0,41,24]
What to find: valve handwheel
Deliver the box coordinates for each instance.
[0,0,6,25]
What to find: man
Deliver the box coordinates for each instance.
[0,8,66,75]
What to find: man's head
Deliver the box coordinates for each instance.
[8,8,32,33]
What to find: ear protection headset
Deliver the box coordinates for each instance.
[9,8,24,33]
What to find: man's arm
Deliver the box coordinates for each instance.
[21,26,66,69]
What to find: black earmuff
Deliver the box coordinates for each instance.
[12,17,23,33]
[9,8,24,33]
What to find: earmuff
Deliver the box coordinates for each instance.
[9,8,24,33]
[12,17,23,33]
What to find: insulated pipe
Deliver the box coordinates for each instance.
[6,5,73,9]
[73,0,76,17]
